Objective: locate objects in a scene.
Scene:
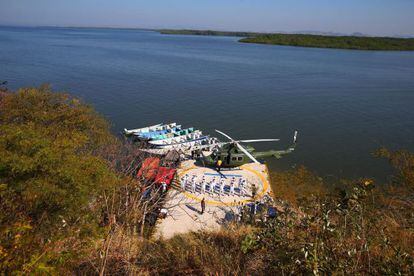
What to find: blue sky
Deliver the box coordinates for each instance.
[1,0,413,36]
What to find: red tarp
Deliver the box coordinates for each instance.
[137,158,176,186]
[137,157,160,181]
[154,167,176,186]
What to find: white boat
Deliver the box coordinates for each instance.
[148,130,202,145]
[133,125,182,139]
[156,135,212,150]
[124,123,176,135]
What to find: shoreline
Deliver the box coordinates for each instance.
[160,29,414,51]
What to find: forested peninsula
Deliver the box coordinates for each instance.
[160,29,414,51]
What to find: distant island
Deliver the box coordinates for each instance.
[159,29,260,37]
[159,29,414,51]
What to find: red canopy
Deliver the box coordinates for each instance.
[137,157,160,181]
[154,167,176,186]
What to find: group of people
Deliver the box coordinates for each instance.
[181,174,249,197]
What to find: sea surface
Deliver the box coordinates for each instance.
[1,26,414,181]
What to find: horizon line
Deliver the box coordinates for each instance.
[0,24,413,39]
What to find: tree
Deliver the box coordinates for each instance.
[0,86,119,273]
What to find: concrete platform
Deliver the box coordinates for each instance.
[154,160,270,239]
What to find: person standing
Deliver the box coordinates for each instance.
[201,198,206,214]
[220,178,225,196]
[209,177,215,194]
[216,159,222,172]
[192,176,197,193]
[161,182,167,193]
[251,183,256,199]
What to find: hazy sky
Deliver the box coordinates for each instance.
[1,0,413,36]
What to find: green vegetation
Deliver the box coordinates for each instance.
[159,29,414,50]
[240,33,414,50]
[79,164,414,274]
[1,86,413,274]
[159,29,260,37]
[0,86,161,274]
[0,86,120,273]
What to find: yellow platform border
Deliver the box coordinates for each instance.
[177,164,270,206]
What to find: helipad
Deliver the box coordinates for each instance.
[178,161,270,206]
[154,160,271,239]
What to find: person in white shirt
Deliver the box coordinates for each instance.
[220,178,225,196]
[181,174,188,190]
[239,178,247,196]
[201,179,206,193]
[209,177,214,194]
[192,178,196,193]
[161,182,167,193]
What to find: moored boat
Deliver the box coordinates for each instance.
[150,127,196,141]
[156,135,211,149]
[124,123,164,135]
[149,130,202,145]
[135,125,182,139]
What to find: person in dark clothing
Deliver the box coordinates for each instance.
[251,183,257,199]
[201,198,206,214]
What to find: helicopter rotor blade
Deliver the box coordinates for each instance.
[236,143,260,164]
[215,129,235,141]
[237,139,280,143]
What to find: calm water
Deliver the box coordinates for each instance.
[1,26,414,180]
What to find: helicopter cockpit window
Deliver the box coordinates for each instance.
[231,157,237,161]
[237,156,243,161]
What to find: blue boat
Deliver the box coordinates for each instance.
[134,125,182,139]
[150,127,196,141]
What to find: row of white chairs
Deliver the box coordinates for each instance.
[180,174,249,197]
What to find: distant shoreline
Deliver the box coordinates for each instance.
[2,25,414,51]
[160,29,414,51]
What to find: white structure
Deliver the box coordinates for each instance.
[209,177,216,194]
[180,173,255,199]
[239,178,247,196]
[181,174,188,190]
[191,175,197,193]
[220,178,225,196]
[201,180,206,193]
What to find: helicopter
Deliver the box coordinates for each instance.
[198,129,298,169]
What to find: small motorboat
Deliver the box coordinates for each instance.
[149,130,202,145]
[156,135,211,149]
[149,127,197,142]
[124,123,164,135]
[133,125,182,139]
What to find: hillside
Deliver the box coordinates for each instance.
[1,86,413,274]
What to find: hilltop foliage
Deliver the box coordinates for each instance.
[0,86,119,273]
